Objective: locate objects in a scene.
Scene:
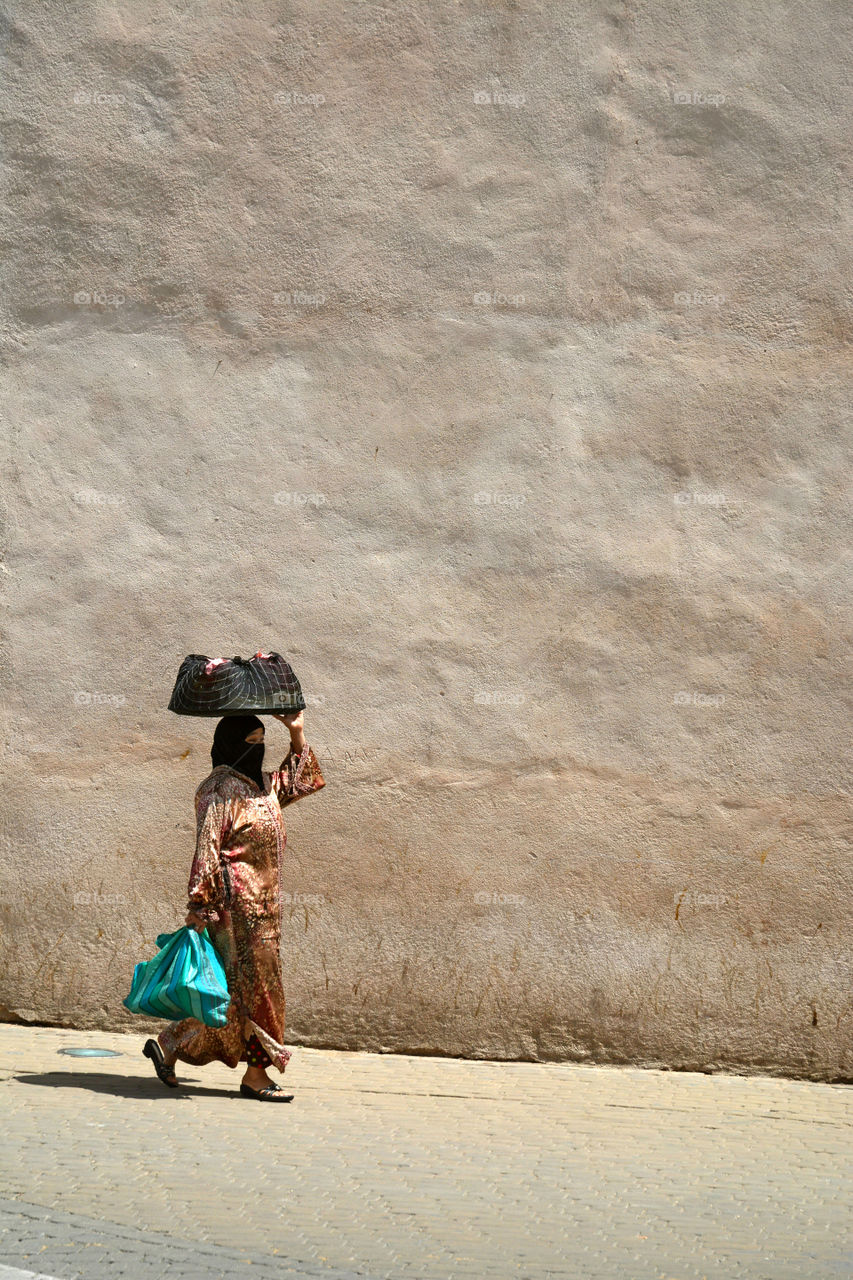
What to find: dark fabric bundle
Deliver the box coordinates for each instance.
[167,652,306,717]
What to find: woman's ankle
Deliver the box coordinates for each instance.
[243,1065,271,1085]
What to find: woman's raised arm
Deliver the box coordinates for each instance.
[270,712,326,808]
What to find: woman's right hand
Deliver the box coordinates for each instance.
[185,909,207,932]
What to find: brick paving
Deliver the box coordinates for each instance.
[0,1023,850,1279]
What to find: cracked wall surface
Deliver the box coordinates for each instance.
[1,1,851,1078]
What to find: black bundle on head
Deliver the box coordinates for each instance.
[211,714,266,790]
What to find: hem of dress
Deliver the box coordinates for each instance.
[158,1015,291,1074]
[245,1017,292,1073]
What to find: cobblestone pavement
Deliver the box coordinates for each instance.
[0,1024,850,1280]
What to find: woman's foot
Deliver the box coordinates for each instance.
[143,1038,179,1088]
[241,1065,275,1091]
[240,1064,293,1101]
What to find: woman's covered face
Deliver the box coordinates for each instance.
[210,715,267,788]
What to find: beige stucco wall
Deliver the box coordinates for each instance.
[1,1,850,1079]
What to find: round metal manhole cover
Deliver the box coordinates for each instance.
[57,1047,123,1057]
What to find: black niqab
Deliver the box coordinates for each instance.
[210,714,266,791]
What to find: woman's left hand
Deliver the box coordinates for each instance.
[272,711,303,730]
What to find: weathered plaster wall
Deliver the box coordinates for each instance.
[1,1,850,1078]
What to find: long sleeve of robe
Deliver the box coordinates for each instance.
[184,792,234,928]
[158,743,326,1074]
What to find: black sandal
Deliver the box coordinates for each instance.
[240,1081,294,1102]
[143,1038,179,1088]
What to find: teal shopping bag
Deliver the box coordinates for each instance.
[123,926,230,1027]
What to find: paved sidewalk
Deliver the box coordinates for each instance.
[0,1024,850,1280]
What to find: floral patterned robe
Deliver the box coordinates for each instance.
[158,744,325,1074]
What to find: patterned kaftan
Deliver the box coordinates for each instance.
[158,744,325,1074]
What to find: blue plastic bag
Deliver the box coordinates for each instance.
[123,926,230,1028]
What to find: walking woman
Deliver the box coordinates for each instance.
[143,710,325,1101]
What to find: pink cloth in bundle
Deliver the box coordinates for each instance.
[204,652,272,675]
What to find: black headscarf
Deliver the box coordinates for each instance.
[210,714,266,791]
